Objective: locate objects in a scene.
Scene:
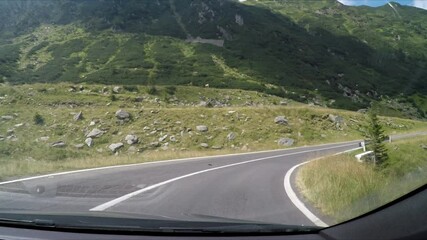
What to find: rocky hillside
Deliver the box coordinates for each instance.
[1,83,426,179]
[0,0,426,117]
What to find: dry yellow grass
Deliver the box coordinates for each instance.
[297,135,427,223]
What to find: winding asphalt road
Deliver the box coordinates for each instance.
[0,140,367,227]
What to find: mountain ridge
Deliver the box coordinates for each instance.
[0,0,426,118]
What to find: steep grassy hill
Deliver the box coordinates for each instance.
[0,0,426,117]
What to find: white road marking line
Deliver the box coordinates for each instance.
[90,143,356,211]
[283,147,362,227]
[0,141,359,186]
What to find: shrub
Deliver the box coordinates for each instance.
[165,86,177,95]
[123,85,139,93]
[147,85,158,95]
[33,113,45,125]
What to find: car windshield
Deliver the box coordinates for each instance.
[0,0,426,234]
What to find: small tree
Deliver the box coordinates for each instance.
[363,109,389,166]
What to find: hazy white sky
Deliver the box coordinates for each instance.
[337,0,427,9]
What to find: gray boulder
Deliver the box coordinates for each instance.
[73,111,83,121]
[113,86,122,94]
[74,144,85,149]
[115,109,130,120]
[109,143,124,153]
[200,143,209,148]
[278,138,295,147]
[86,128,104,138]
[1,115,14,121]
[85,137,94,147]
[196,125,208,132]
[274,116,288,125]
[328,114,344,124]
[227,132,237,141]
[39,136,50,142]
[150,141,160,148]
[125,134,138,145]
[6,129,15,136]
[52,141,66,148]
[128,146,138,153]
[159,134,168,142]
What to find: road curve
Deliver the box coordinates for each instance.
[0,140,365,226]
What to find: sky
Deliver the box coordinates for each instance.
[337,0,427,9]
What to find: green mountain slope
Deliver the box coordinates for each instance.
[0,0,426,117]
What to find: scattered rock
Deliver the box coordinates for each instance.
[86,128,104,138]
[39,136,50,142]
[134,96,144,102]
[278,138,295,147]
[115,109,130,120]
[200,143,209,148]
[328,114,344,124]
[74,144,85,149]
[161,142,169,150]
[150,141,160,148]
[0,135,5,141]
[159,134,168,142]
[279,100,288,106]
[6,135,17,141]
[170,135,177,142]
[227,132,237,141]
[128,146,138,153]
[328,114,345,128]
[1,115,14,120]
[113,86,122,94]
[196,125,208,132]
[85,138,94,147]
[125,134,138,145]
[211,145,223,150]
[6,129,14,136]
[198,101,208,107]
[420,144,427,150]
[14,123,24,128]
[73,111,83,121]
[108,143,124,153]
[52,141,66,148]
[274,116,288,125]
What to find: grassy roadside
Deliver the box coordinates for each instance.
[296,135,427,224]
